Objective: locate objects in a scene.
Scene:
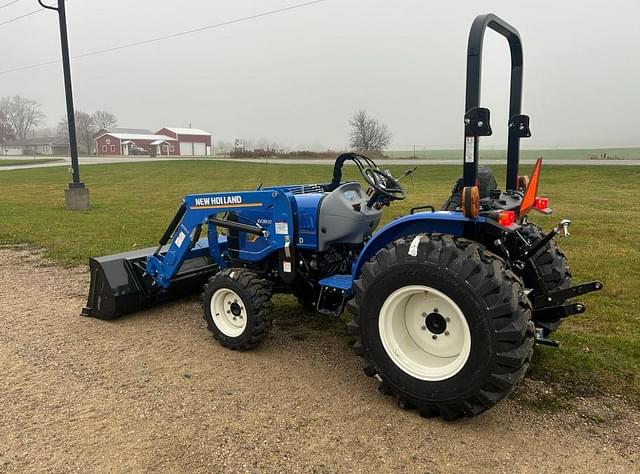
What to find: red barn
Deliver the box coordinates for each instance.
[95,127,212,157]
[156,128,212,156]
[95,132,178,156]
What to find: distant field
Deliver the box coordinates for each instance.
[0,161,638,409]
[386,147,640,160]
[0,158,63,167]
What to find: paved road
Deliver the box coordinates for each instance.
[0,156,178,171]
[2,155,640,171]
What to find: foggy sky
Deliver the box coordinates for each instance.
[1,0,639,150]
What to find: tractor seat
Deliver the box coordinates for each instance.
[442,166,498,211]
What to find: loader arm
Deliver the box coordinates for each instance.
[146,190,295,288]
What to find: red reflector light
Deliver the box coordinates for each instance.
[498,210,516,227]
[534,196,549,210]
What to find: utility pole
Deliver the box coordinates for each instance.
[39,0,89,210]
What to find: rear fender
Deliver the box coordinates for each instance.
[352,211,492,280]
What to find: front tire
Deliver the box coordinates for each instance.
[202,268,272,351]
[348,234,534,420]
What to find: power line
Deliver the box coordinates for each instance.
[0,0,23,10]
[0,7,42,27]
[0,0,329,76]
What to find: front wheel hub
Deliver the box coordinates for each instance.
[211,288,247,337]
[230,302,243,317]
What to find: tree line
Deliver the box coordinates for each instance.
[221,110,392,155]
[2,94,392,154]
[0,95,117,153]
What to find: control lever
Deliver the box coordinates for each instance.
[397,167,417,181]
[382,167,417,188]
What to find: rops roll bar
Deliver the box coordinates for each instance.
[463,14,531,190]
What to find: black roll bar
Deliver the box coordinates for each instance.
[463,13,531,190]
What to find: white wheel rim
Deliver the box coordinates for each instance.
[378,285,471,381]
[210,288,247,337]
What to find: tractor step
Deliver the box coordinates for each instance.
[315,274,352,316]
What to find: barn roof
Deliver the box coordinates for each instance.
[96,132,177,141]
[102,127,154,135]
[163,127,211,136]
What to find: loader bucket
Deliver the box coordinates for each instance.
[81,245,216,320]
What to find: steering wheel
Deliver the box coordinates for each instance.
[327,153,406,206]
[362,167,406,202]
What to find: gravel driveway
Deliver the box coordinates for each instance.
[1,246,638,473]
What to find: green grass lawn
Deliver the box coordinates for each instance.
[0,161,638,405]
[386,147,640,160]
[0,158,63,167]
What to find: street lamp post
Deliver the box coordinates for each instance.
[39,0,89,210]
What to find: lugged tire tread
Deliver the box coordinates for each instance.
[348,233,534,421]
[202,268,272,351]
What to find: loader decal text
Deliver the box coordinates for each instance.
[190,194,263,210]
[194,195,243,207]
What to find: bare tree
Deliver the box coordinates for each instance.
[92,110,118,130]
[0,95,45,140]
[348,109,392,151]
[0,109,15,145]
[58,110,97,154]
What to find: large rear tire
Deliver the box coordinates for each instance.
[518,223,572,335]
[348,234,534,420]
[202,268,272,351]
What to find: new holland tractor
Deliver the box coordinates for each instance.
[83,14,602,420]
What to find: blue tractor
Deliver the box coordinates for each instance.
[83,14,602,420]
